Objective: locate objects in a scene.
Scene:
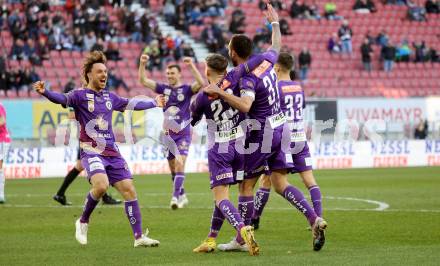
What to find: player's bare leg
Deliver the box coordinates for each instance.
[113,179,160,247]
[251,174,272,229]
[270,170,327,251]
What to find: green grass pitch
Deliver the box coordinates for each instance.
[1,167,440,265]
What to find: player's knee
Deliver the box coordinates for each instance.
[94,182,109,196]
[260,175,272,189]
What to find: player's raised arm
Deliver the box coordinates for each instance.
[138,54,158,90]
[264,2,281,52]
[183,57,205,93]
[33,81,69,106]
[112,92,165,112]
[203,83,254,113]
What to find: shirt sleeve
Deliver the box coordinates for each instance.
[155,83,166,94]
[239,76,256,100]
[110,92,129,112]
[262,49,279,65]
[190,92,205,126]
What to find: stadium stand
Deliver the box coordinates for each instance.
[0,0,439,99]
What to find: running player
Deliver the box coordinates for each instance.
[0,102,11,204]
[203,3,327,251]
[251,53,323,237]
[33,51,163,247]
[53,108,121,206]
[138,55,204,210]
[191,54,259,256]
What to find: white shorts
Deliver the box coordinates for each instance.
[0,142,10,161]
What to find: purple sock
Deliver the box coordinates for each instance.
[208,204,225,238]
[309,185,322,217]
[173,172,185,198]
[282,185,317,226]
[125,199,143,239]
[180,187,185,196]
[253,188,270,219]
[80,192,99,223]
[218,199,245,243]
[238,196,254,225]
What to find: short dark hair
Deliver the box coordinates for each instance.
[82,51,107,84]
[167,64,181,72]
[277,52,294,71]
[230,34,253,59]
[205,54,229,73]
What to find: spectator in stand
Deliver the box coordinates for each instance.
[189,3,203,25]
[396,40,412,62]
[10,38,26,60]
[163,0,175,25]
[90,38,105,52]
[83,30,97,51]
[365,30,375,46]
[324,2,342,20]
[260,0,285,10]
[298,47,312,81]
[280,18,292,35]
[384,0,407,5]
[181,41,197,63]
[338,20,353,54]
[407,1,427,21]
[72,27,84,51]
[0,1,8,29]
[425,0,440,13]
[327,33,341,53]
[413,41,426,62]
[37,38,50,61]
[290,0,303,18]
[107,68,129,92]
[381,41,396,72]
[105,42,121,61]
[307,1,322,20]
[25,2,40,39]
[143,40,162,71]
[414,120,428,139]
[64,77,76,93]
[376,29,389,47]
[25,39,42,65]
[201,21,224,53]
[0,70,7,96]
[361,38,373,71]
[353,0,377,13]
[229,9,246,34]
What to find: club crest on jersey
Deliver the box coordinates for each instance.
[106,101,112,110]
[177,94,185,101]
[88,101,94,112]
[166,106,180,116]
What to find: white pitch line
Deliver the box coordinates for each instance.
[325,196,390,211]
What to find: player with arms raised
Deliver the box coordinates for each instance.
[139,55,204,209]
[33,51,164,247]
[191,54,259,256]
[204,3,327,251]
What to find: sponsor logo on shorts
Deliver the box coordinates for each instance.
[305,157,312,166]
[88,157,104,171]
[216,172,233,181]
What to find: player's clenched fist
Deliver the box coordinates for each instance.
[155,94,165,108]
[182,57,193,66]
[139,54,149,66]
[33,81,46,94]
